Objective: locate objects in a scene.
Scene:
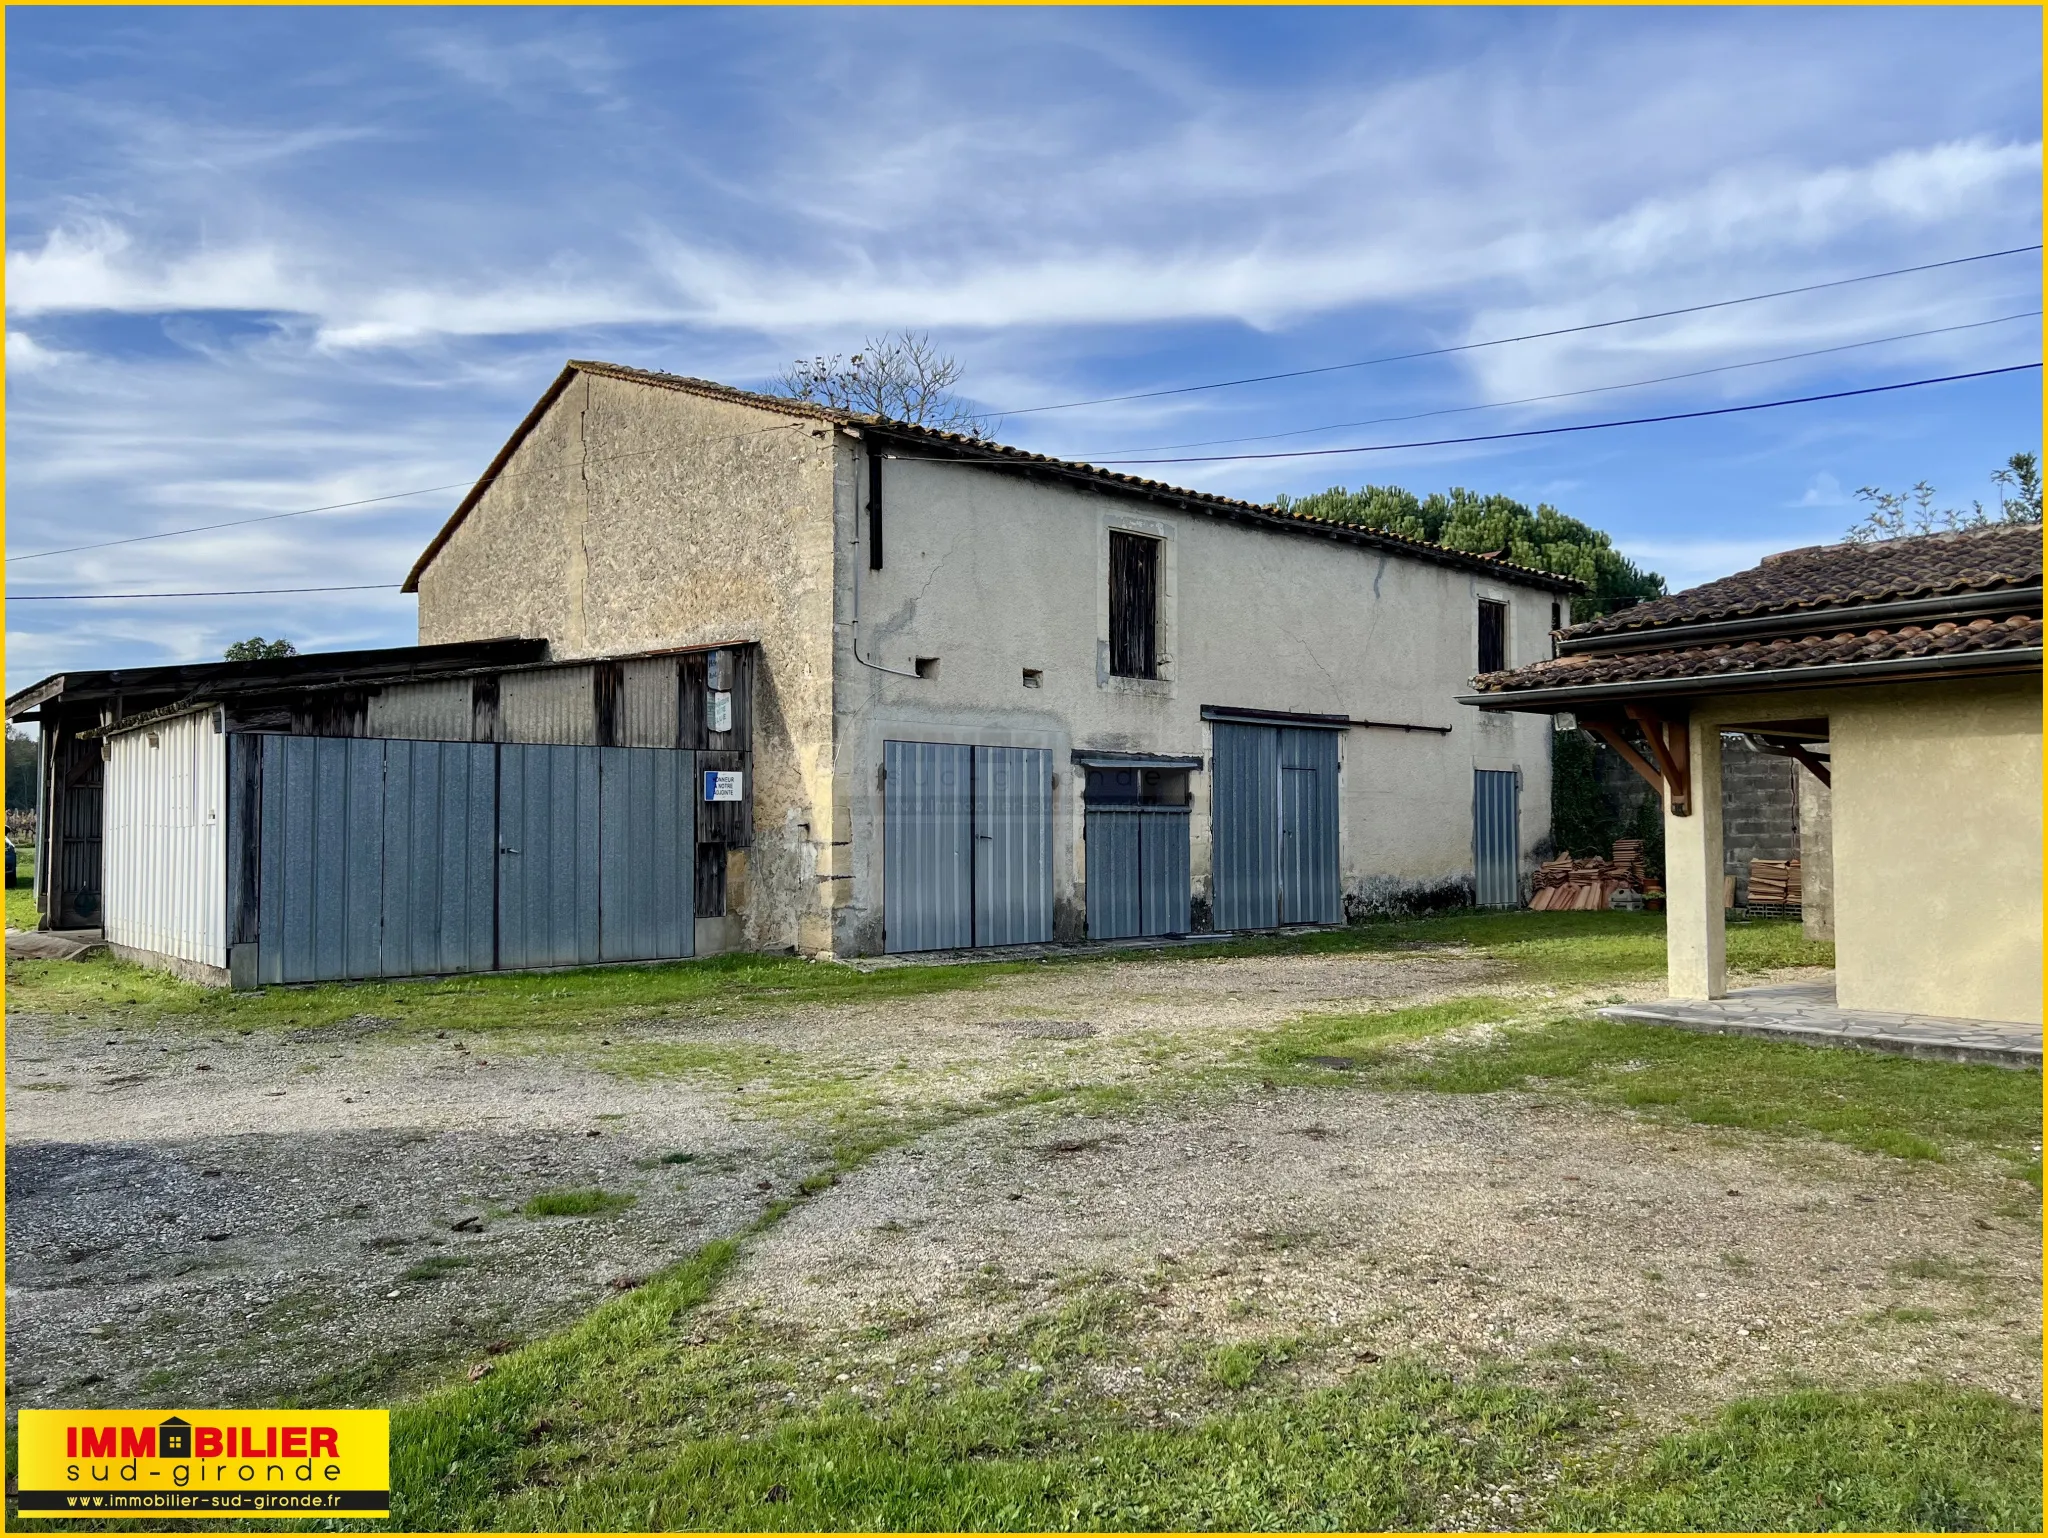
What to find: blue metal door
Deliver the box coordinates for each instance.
[1086,807,1191,940]
[1211,722,1280,931]
[254,735,497,984]
[598,746,695,962]
[884,740,974,953]
[973,745,1053,947]
[497,743,602,969]
[1279,728,1342,924]
[1473,768,1521,908]
[378,739,498,978]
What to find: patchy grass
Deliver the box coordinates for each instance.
[1550,1382,2042,1532]
[521,1188,637,1219]
[6,878,38,932]
[5,912,1827,1045]
[2,946,1014,1040]
[369,1246,2034,1533]
[1131,910,1830,986]
[378,1225,1589,1532]
[400,1254,474,1283]
[1251,1002,2040,1169]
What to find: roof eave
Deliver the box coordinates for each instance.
[1458,646,2045,713]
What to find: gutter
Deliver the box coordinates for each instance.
[1458,645,2044,712]
[1559,586,2043,657]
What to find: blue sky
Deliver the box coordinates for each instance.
[6,6,2041,692]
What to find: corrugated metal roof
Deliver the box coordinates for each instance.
[402,360,1585,594]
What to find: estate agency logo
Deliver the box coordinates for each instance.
[16,1408,389,1517]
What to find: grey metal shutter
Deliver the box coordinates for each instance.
[1279,728,1342,924]
[973,745,1053,947]
[598,746,695,962]
[1473,768,1521,908]
[884,740,974,953]
[497,743,602,969]
[1211,722,1280,931]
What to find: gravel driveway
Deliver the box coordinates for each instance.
[8,945,2033,1426]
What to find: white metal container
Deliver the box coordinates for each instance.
[102,707,226,968]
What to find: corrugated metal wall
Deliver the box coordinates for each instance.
[1473,768,1522,908]
[1211,722,1280,931]
[617,658,680,748]
[364,679,472,741]
[1085,806,1190,940]
[1278,729,1342,924]
[246,736,696,982]
[883,740,973,953]
[254,736,498,983]
[973,745,1053,947]
[498,665,597,744]
[103,710,227,967]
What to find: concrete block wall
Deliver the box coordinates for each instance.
[1590,732,1799,902]
[1718,737,1800,902]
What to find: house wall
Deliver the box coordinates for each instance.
[1682,675,2040,1023]
[825,446,1564,954]
[415,375,842,952]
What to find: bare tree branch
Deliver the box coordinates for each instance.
[774,332,990,439]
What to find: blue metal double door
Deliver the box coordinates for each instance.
[246,735,694,984]
[883,741,1052,953]
[1210,722,1342,930]
[1084,808,1191,940]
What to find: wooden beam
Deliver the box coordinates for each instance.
[1625,705,1691,816]
[1582,718,1666,801]
[1775,740,1832,787]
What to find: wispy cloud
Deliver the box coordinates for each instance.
[4,6,2039,686]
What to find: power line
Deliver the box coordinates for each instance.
[1074,309,2043,458]
[16,363,2038,601]
[995,243,2045,417]
[900,363,2042,470]
[9,584,401,601]
[5,418,810,564]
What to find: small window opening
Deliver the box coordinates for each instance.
[1109,531,1160,679]
[1478,599,1508,674]
[1022,668,1043,688]
[1083,766,1188,805]
[914,656,940,681]
[1550,600,1561,632]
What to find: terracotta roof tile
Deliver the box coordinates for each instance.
[1569,523,2041,638]
[1473,612,2043,694]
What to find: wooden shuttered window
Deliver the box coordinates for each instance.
[1477,599,1507,674]
[1109,532,1160,679]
